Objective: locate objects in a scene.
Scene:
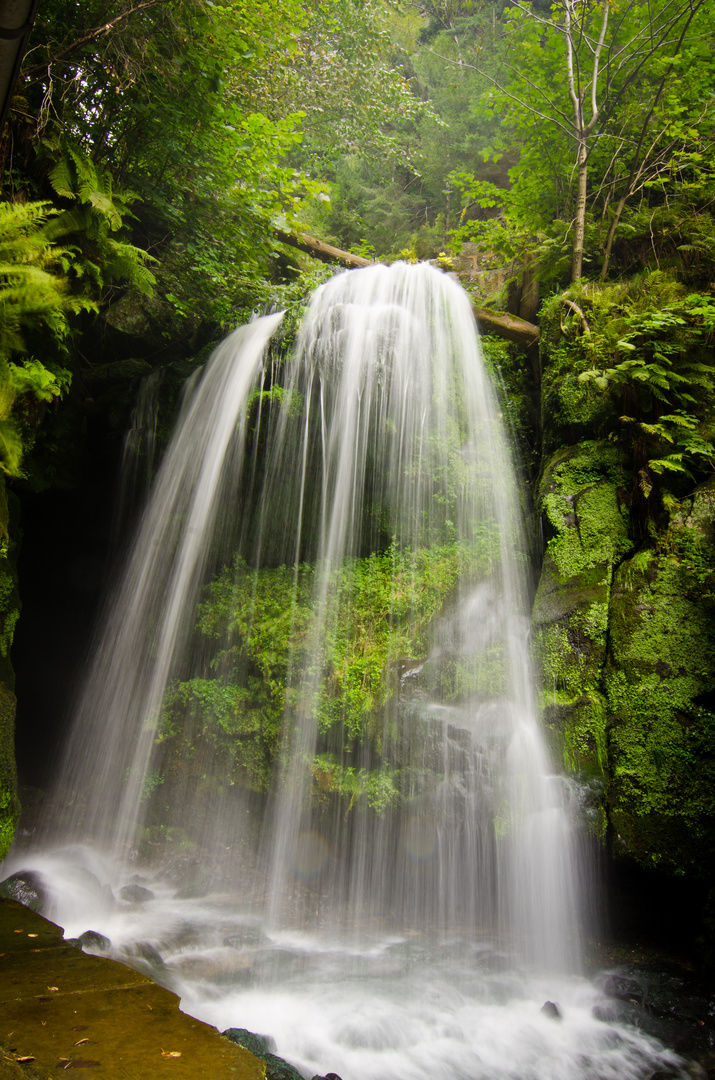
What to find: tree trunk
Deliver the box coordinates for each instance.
[473,307,539,347]
[273,227,372,269]
[571,141,588,282]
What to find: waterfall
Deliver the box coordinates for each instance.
[2,263,687,1080]
[51,313,284,853]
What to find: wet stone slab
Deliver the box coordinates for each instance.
[0,898,264,1079]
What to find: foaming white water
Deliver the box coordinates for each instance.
[0,846,688,1080]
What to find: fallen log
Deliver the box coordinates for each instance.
[273,227,372,269]
[472,307,540,347]
[273,227,540,347]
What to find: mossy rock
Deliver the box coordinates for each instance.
[104,284,202,351]
[605,493,715,875]
[543,693,607,780]
[532,443,631,817]
[539,336,612,454]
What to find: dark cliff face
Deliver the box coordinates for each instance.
[0,290,215,854]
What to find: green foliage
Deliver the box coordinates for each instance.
[574,283,715,495]
[41,136,157,298]
[0,201,86,475]
[161,541,476,799]
[312,754,399,813]
[440,0,715,283]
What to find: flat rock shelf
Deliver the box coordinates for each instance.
[0,897,263,1079]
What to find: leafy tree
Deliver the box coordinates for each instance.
[433,0,713,281]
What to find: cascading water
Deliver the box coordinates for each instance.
[2,264,689,1080]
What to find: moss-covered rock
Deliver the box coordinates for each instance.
[538,316,611,454]
[605,478,715,875]
[532,442,632,835]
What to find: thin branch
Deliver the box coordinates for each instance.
[585,1,609,135]
[23,0,170,77]
[424,47,575,138]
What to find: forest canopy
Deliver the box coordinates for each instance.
[2,0,713,318]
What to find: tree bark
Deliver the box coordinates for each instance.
[273,227,372,269]
[571,141,588,281]
[473,307,539,347]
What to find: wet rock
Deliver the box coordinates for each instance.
[0,869,48,913]
[159,856,226,898]
[252,948,308,981]
[540,1000,562,1020]
[166,950,254,986]
[683,1063,708,1080]
[221,1029,306,1080]
[596,971,644,1005]
[78,929,111,953]
[120,940,165,969]
[595,964,715,1055]
[222,925,268,949]
[263,1053,306,1080]
[119,883,155,903]
[222,1028,277,1057]
[312,1074,343,1080]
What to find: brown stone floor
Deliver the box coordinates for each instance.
[0,898,264,1080]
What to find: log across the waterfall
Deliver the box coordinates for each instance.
[273,226,372,269]
[472,307,539,347]
[274,227,540,347]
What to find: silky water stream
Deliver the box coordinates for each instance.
[2,264,690,1078]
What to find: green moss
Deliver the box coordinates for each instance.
[606,539,715,874]
[540,346,611,455]
[537,442,631,583]
[532,442,633,842]
[153,540,498,825]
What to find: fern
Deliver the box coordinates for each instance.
[42,135,157,297]
[0,201,83,475]
[576,285,715,505]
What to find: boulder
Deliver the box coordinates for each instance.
[0,869,47,912]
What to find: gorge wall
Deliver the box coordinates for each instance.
[528,290,715,956]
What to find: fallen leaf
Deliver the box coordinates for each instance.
[74,1038,89,1046]
[161,1050,182,1058]
[48,986,59,991]
[13,929,23,933]
[146,1004,152,1010]
[15,1056,35,1063]
[41,1021,46,1027]
[27,933,38,938]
